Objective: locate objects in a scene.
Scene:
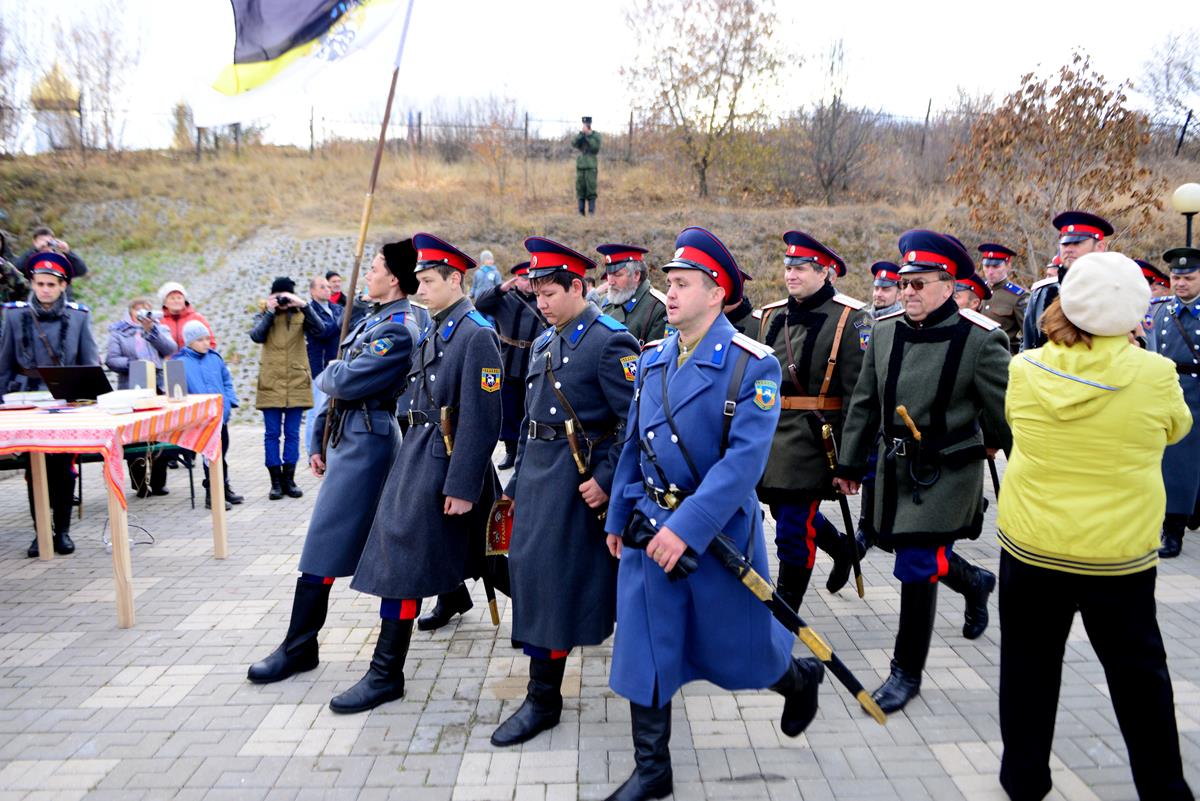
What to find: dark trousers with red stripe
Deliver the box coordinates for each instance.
[771,496,841,571]
[999,552,1192,801]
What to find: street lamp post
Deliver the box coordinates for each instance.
[1171,183,1200,247]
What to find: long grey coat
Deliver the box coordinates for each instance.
[351,298,503,599]
[0,296,99,395]
[505,303,639,650]
[298,298,419,577]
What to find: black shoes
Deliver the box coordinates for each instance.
[1160,514,1186,558]
[417,584,473,631]
[497,441,517,470]
[941,553,996,639]
[225,482,244,505]
[203,479,232,510]
[871,659,924,714]
[248,578,332,684]
[826,529,866,595]
[771,656,825,736]
[268,466,284,500]
[605,702,673,801]
[491,657,566,746]
[27,531,75,558]
[329,618,413,714]
[870,581,938,714]
[281,464,303,498]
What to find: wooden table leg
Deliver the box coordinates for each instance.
[30,452,53,561]
[106,484,135,628]
[208,440,228,559]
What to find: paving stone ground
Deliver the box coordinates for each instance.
[0,427,1197,801]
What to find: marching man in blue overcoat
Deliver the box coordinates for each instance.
[602,228,824,801]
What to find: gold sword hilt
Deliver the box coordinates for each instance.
[564,418,587,474]
[896,405,922,442]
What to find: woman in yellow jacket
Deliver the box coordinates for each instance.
[997,252,1193,801]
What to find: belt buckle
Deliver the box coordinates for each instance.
[407,410,417,426]
[888,438,907,457]
[527,420,537,439]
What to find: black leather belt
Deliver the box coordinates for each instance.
[527,420,566,441]
[406,408,439,426]
[1177,364,1200,375]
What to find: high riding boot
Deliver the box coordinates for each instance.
[51,502,74,555]
[1188,498,1200,532]
[224,478,244,505]
[148,454,170,495]
[268,465,284,500]
[490,656,567,746]
[823,525,866,595]
[872,581,938,713]
[329,618,413,714]
[605,701,674,801]
[775,561,812,613]
[1160,513,1187,558]
[770,656,826,736]
[248,578,332,683]
[940,552,996,639]
[417,583,474,632]
[497,440,517,470]
[578,198,586,216]
[587,198,596,215]
[281,463,303,498]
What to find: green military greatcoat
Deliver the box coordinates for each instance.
[573,130,601,201]
[981,278,1028,353]
[602,279,668,344]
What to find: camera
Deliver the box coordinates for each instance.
[135,308,163,321]
[275,294,291,307]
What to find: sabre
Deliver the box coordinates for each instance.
[822,422,864,598]
[987,455,1002,499]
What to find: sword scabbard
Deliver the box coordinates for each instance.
[440,406,454,455]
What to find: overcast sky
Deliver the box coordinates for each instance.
[5,0,1190,149]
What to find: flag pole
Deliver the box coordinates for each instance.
[322,0,415,458]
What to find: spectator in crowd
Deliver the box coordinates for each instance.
[173,320,242,510]
[469,249,502,322]
[305,274,343,451]
[326,270,346,307]
[249,276,322,501]
[158,281,216,350]
[15,225,88,284]
[0,231,29,332]
[997,252,1193,801]
[104,297,179,498]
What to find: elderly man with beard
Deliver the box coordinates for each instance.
[598,244,669,345]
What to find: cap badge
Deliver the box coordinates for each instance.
[605,255,612,264]
[531,256,538,267]
[674,247,685,259]
[417,250,424,260]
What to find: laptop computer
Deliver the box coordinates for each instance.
[37,365,114,402]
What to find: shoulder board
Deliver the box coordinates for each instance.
[465,309,493,328]
[648,287,668,305]
[2,300,26,309]
[534,326,554,350]
[596,313,627,332]
[1003,281,1027,296]
[65,301,89,312]
[760,298,787,311]
[751,309,763,320]
[1151,296,1172,305]
[960,307,1001,331]
[832,293,866,310]
[731,332,771,359]
[641,337,664,352]
[1031,276,1058,292]
[877,309,905,321]
[388,311,407,324]
[411,301,428,310]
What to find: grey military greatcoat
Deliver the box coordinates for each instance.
[505,303,639,650]
[351,298,503,600]
[0,296,99,395]
[298,298,419,577]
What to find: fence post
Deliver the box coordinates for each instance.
[310,107,315,157]
[1177,110,1193,157]
[919,98,931,157]
[523,112,530,198]
[234,122,240,157]
[417,111,423,148]
[627,110,634,163]
[195,126,203,162]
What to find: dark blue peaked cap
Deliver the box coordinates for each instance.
[663,227,744,305]
[897,230,976,279]
[782,230,846,277]
[978,243,1017,262]
[524,237,595,278]
[413,233,475,273]
[1053,211,1114,244]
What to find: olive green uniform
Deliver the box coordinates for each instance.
[601,279,668,344]
[981,279,1028,354]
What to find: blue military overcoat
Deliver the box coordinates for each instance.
[605,315,794,709]
[299,298,419,577]
[1147,295,1200,514]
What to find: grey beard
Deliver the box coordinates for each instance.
[607,285,637,306]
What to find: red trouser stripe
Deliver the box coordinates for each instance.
[932,546,949,583]
[805,499,819,569]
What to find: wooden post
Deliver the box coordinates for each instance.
[195,126,203,162]
[523,111,530,197]
[234,122,240,157]
[77,93,86,163]
[208,432,228,559]
[919,98,932,157]
[1177,110,1193,157]
[417,110,423,148]
[627,110,633,163]
[106,482,135,628]
[310,106,315,157]
[30,453,53,561]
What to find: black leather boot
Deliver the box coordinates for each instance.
[605,701,673,801]
[52,502,75,554]
[490,656,566,746]
[940,552,996,639]
[1188,499,1200,532]
[578,198,586,216]
[825,526,867,595]
[329,618,413,714]
[497,441,517,470]
[224,480,244,505]
[248,578,332,683]
[776,561,812,613]
[872,582,937,713]
[203,477,232,510]
[281,463,303,498]
[587,198,596,215]
[417,583,473,631]
[1160,513,1186,558]
[771,656,825,736]
[268,466,284,500]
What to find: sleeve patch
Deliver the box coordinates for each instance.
[620,354,638,382]
[859,329,871,350]
[481,367,501,392]
[368,337,393,356]
[753,380,778,410]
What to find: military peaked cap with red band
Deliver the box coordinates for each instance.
[595,243,648,270]
[956,273,992,301]
[782,230,846,277]
[524,237,596,278]
[662,226,744,305]
[1134,259,1170,287]
[413,232,475,273]
[510,261,531,276]
[27,252,72,282]
[1052,210,1113,245]
[897,229,976,280]
[978,243,1016,264]
[870,261,900,286]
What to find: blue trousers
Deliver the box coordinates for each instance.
[262,407,303,467]
[771,496,840,568]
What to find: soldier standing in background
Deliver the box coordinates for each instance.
[869,262,903,320]
[977,243,1027,354]
[756,231,865,610]
[1022,212,1112,351]
[954,273,992,312]
[598,244,669,344]
[573,117,601,216]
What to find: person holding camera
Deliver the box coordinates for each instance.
[16,226,88,284]
[250,276,323,500]
[104,297,179,498]
[572,116,601,216]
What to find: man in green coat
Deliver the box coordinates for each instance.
[597,243,669,344]
[573,116,601,216]
[835,230,1011,714]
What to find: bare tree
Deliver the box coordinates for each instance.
[623,0,784,198]
[0,10,23,154]
[60,0,139,153]
[171,101,194,151]
[1141,30,1198,122]
[800,40,876,205]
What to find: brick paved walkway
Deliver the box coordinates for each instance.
[0,425,1196,800]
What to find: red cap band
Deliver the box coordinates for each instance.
[29,258,68,279]
[529,252,588,276]
[1059,223,1104,240]
[603,251,644,265]
[675,245,733,298]
[785,244,834,268]
[416,247,469,272]
[1142,267,1169,287]
[903,250,958,278]
[982,251,1011,261]
[876,269,900,281]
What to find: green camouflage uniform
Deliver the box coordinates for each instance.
[573,130,601,201]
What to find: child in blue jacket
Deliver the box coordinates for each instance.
[173,320,242,509]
